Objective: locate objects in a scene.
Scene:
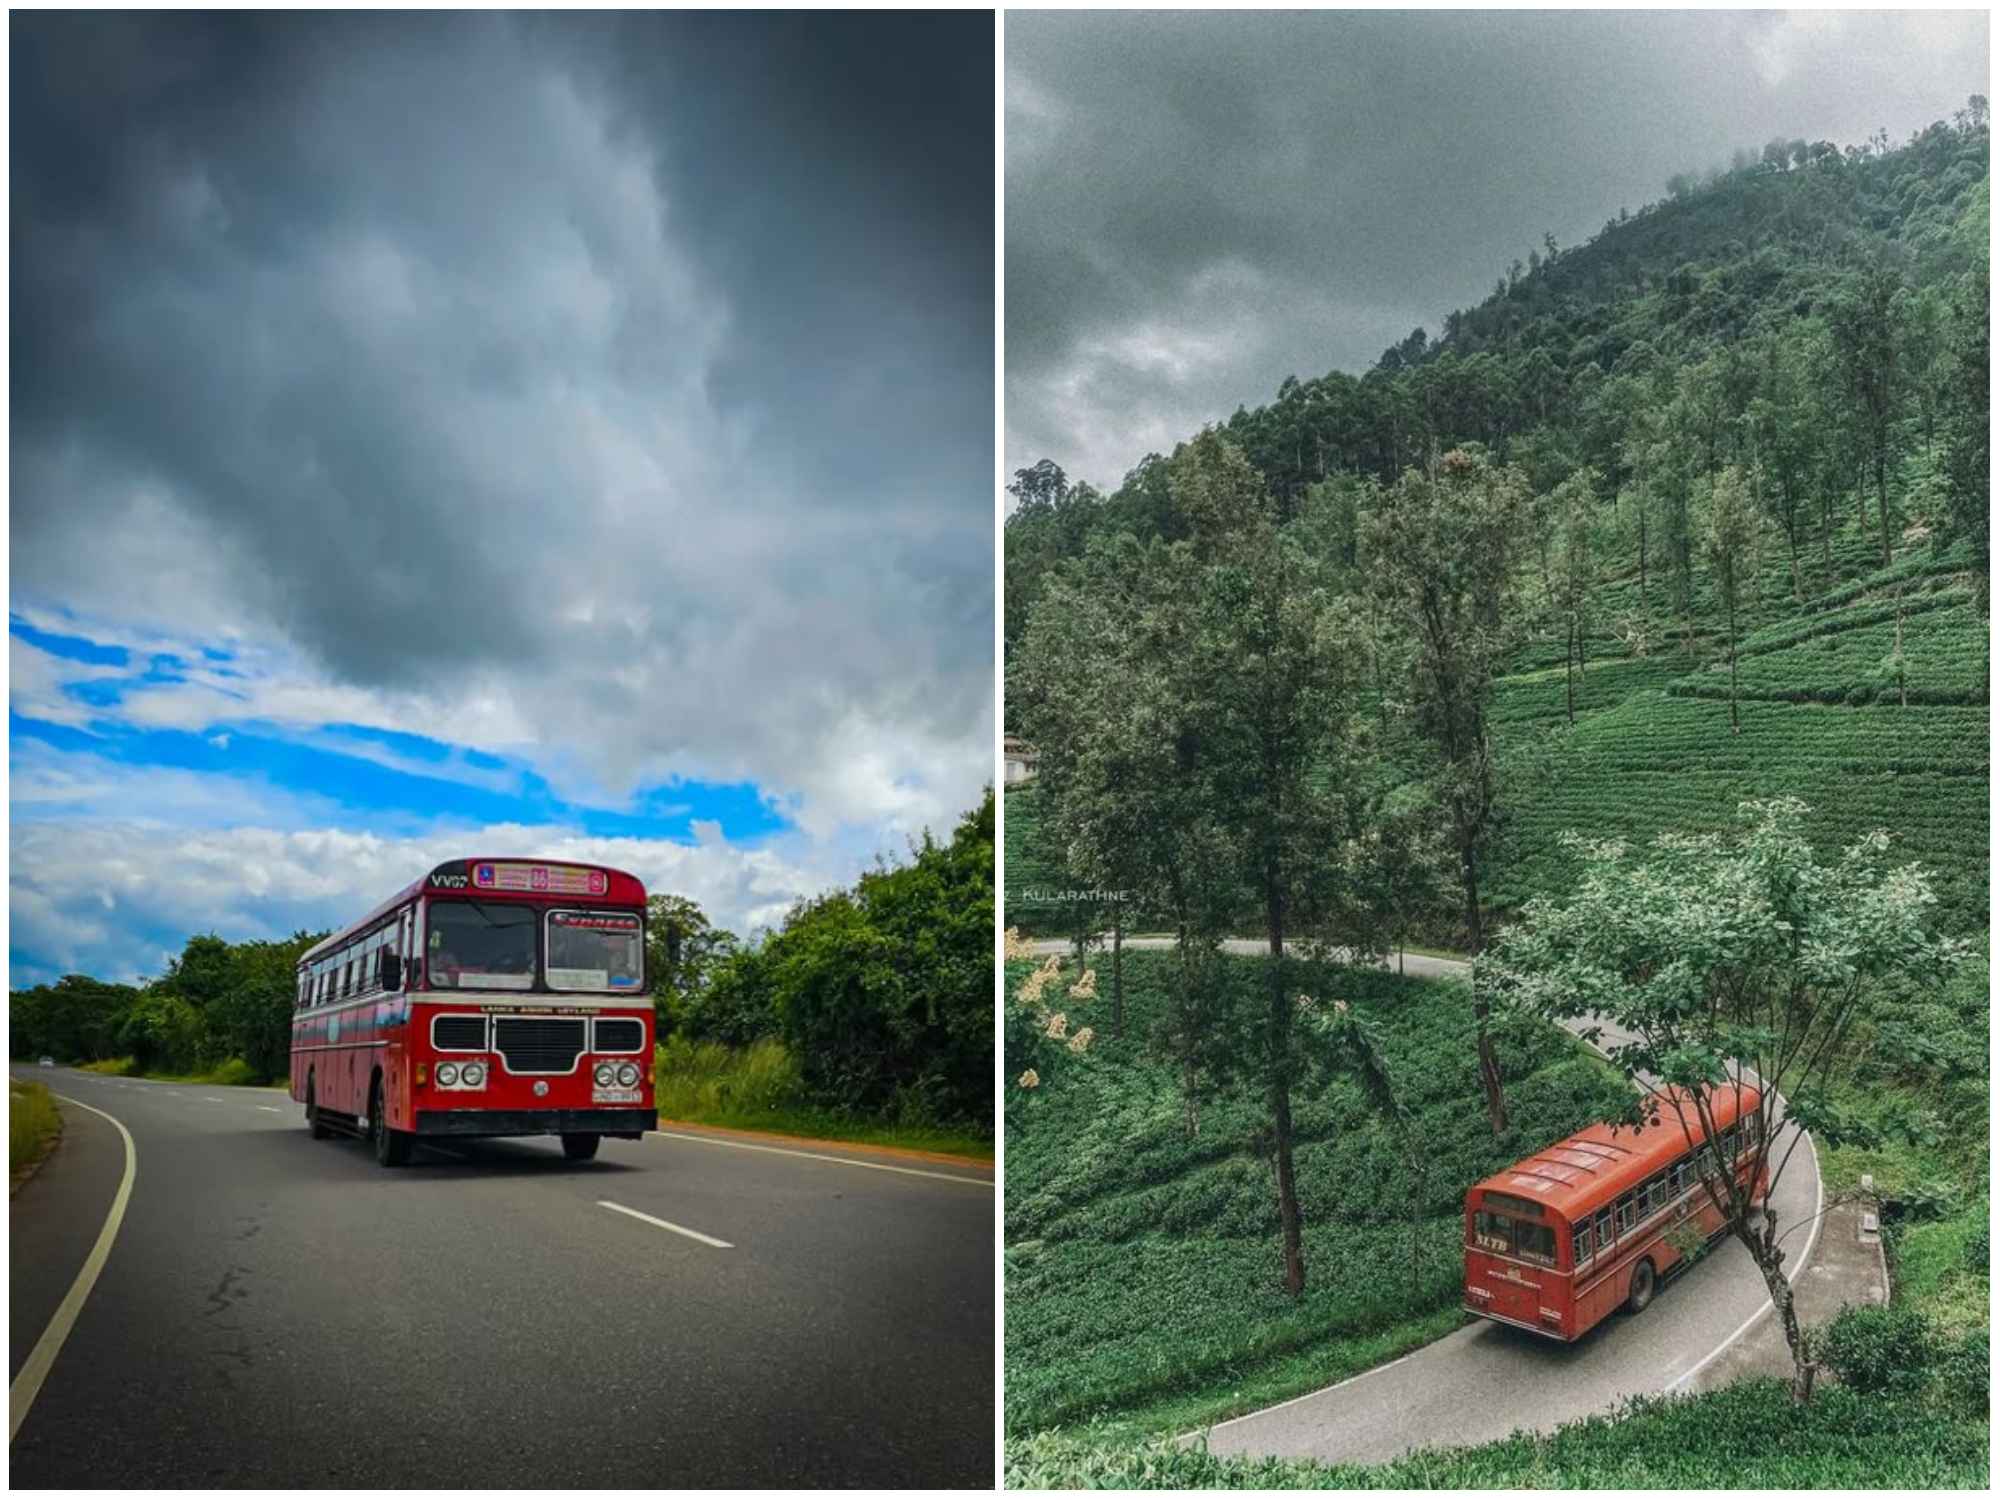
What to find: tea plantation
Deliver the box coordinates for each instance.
[1489,536,1988,933]
[1010,532,1990,938]
[1002,950,1631,1438]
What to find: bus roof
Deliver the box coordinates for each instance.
[298,858,648,967]
[1467,1082,1762,1222]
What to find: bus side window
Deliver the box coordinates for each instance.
[1596,1208,1613,1249]
[1573,1220,1592,1263]
[1615,1192,1635,1234]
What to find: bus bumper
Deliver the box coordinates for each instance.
[1466,1304,1572,1341]
[413,1107,658,1140]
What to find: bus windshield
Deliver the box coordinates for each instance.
[427,901,536,989]
[546,910,645,993]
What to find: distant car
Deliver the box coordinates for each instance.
[38,1057,54,1067]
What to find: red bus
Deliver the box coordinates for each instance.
[1463,1083,1768,1340]
[290,858,657,1167]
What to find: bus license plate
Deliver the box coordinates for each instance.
[594,1088,641,1104]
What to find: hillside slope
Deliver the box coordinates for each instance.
[1005,111,1989,939]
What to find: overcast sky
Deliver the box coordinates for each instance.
[1006,8,1990,492]
[11,11,993,983]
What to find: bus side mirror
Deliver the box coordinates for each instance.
[381,953,403,992]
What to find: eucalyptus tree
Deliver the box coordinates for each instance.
[1015,429,1403,1297]
[1939,259,1989,618]
[1548,467,1604,726]
[1364,447,1528,1131]
[1745,332,1818,599]
[1826,258,1909,566]
[1482,798,1966,1402]
[1702,464,1762,733]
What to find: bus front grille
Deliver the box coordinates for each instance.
[431,1014,487,1051]
[492,1017,587,1075]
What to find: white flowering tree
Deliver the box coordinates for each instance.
[1480,798,1967,1402]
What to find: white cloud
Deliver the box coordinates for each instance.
[9,814,855,988]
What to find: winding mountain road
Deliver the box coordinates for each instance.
[10,1066,993,1487]
[1025,937,1823,1466]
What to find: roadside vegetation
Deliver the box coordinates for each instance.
[650,791,994,1152]
[1003,105,1987,1484]
[10,1079,64,1178]
[653,1035,992,1159]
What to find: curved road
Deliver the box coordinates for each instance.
[10,1066,992,1487]
[1027,937,1822,1466]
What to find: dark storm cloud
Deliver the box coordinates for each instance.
[1006,9,1989,490]
[11,11,994,830]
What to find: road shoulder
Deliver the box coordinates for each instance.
[7,1083,129,1383]
[1687,1195,1887,1391]
[655,1118,994,1174]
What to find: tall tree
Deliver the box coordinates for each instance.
[1548,468,1603,726]
[1703,465,1762,734]
[1364,447,1527,1131]
[1017,431,1395,1297]
[1938,258,1990,618]
[1825,259,1909,565]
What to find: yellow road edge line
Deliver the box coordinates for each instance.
[649,1129,993,1187]
[10,1092,138,1444]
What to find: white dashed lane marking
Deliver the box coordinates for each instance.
[597,1200,733,1249]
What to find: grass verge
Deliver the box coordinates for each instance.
[77,1056,284,1088]
[10,1080,64,1177]
[656,1035,992,1161]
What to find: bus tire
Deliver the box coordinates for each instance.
[370,1076,412,1167]
[306,1074,332,1140]
[561,1133,601,1162]
[1626,1257,1658,1313]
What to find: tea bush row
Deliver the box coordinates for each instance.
[1002,1381,1989,1489]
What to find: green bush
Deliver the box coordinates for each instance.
[9,1081,62,1173]
[78,1056,138,1076]
[763,794,994,1126]
[654,1035,804,1119]
[1937,1328,1989,1415]
[1817,1302,1936,1395]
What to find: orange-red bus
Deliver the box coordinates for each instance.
[290,858,656,1167]
[1463,1084,1768,1340]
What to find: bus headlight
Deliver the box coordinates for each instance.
[616,1062,640,1088]
[594,1063,616,1087]
[459,1062,485,1088]
[436,1062,460,1087]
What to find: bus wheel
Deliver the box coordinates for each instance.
[1627,1258,1658,1313]
[306,1076,332,1140]
[561,1133,600,1162]
[370,1077,411,1167]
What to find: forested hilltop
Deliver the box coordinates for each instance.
[1006,103,1989,944]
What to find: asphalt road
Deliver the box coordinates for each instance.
[1027,937,1823,1466]
[9,1067,993,1488]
